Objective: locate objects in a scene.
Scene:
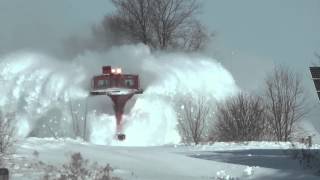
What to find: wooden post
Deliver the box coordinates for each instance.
[0,168,9,180]
[307,136,312,148]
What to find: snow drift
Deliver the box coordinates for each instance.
[0,44,238,146]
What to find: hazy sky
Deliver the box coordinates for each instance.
[1,0,320,125]
[0,0,112,55]
[200,0,320,89]
[0,0,319,84]
[198,0,320,128]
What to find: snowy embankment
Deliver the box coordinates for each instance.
[6,138,320,180]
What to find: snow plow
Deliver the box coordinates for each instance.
[90,66,143,140]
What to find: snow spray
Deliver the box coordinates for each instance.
[0,45,238,146]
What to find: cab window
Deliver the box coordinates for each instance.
[97,79,109,88]
[124,79,134,88]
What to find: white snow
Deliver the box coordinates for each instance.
[243,166,254,176]
[0,46,238,146]
[1,45,319,180]
[4,138,320,180]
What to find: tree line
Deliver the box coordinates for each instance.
[177,66,308,144]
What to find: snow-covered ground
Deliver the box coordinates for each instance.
[1,46,320,179]
[5,138,320,180]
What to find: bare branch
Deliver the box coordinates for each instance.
[264,66,308,141]
[176,95,211,144]
[98,0,208,51]
[213,93,268,142]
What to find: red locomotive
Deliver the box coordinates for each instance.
[90,66,143,140]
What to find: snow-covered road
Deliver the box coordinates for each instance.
[7,138,320,180]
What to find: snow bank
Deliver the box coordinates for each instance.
[177,141,320,152]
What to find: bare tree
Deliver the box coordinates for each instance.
[213,93,268,142]
[67,95,89,140]
[178,20,209,51]
[0,112,15,154]
[0,111,15,166]
[98,0,208,51]
[177,96,211,144]
[68,99,81,138]
[103,0,154,46]
[149,0,200,50]
[265,66,308,141]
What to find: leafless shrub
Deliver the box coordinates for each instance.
[213,93,268,142]
[97,0,209,51]
[41,152,121,180]
[68,96,89,140]
[176,95,212,144]
[69,99,81,138]
[0,111,15,166]
[264,66,308,141]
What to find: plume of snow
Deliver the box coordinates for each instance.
[0,44,238,146]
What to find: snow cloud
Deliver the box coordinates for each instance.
[0,44,238,146]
